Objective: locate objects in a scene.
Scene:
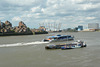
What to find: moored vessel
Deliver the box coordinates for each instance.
[45,40,87,49]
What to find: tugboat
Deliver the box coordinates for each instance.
[45,40,87,49]
[61,40,87,50]
[43,35,74,42]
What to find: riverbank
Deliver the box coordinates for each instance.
[0,31,48,36]
[0,33,33,36]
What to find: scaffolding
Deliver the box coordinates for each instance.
[39,23,62,31]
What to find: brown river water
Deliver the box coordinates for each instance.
[0,32,100,67]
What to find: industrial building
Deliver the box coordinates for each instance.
[78,25,83,31]
[88,23,99,29]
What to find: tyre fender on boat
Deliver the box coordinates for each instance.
[83,42,87,47]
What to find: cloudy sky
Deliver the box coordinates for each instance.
[0,0,100,29]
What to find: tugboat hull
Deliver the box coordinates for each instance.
[45,40,87,50]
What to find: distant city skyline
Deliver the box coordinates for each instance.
[0,0,100,29]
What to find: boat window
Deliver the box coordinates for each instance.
[62,36,67,38]
[58,36,67,39]
[54,37,57,39]
[58,37,62,39]
[68,36,71,38]
[57,35,61,36]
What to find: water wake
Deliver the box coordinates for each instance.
[0,41,49,47]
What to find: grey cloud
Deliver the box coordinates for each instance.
[0,0,47,16]
[77,0,100,4]
[0,0,100,29]
[54,12,75,17]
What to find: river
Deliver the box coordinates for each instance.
[0,32,100,67]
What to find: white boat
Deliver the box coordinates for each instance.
[43,35,74,42]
